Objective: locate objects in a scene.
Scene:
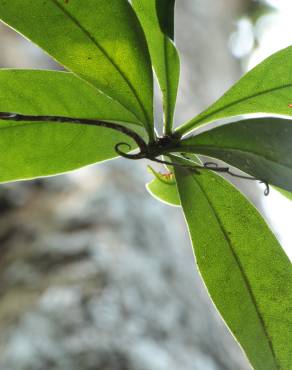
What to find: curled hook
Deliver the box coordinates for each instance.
[154,155,271,197]
[0,111,272,197]
[114,142,146,160]
[203,162,270,196]
[260,181,270,196]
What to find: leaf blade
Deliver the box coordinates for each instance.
[176,46,292,135]
[132,0,180,133]
[180,116,292,192]
[146,165,180,206]
[0,0,154,135]
[175,161,292,369]
[0,69,145,182]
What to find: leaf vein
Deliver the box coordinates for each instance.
[190,83,292,128]
[50,0,150,128]
[190,173,279,367]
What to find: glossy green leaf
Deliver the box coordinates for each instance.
[175,160,292,370]
[176,46,292,135]
[132,0,180,133]
[180,116,292,192]
[146,165,180,206]
[0,69,145,183]
[0,0,154,137]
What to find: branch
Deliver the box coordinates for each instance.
[0,111,148,158]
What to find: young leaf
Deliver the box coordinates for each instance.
[132,0,180,133]
[179,116,292,192]
[146,165,180,206]
[0,69,145,183]
[0,0,154,137]
[174,160,292,370]
[176,46,292,135]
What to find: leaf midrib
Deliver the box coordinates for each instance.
[163,35,171,130]
[185,83,292,130]
[50,0,151,129]
[189,173,279,368]
[0,119,139,132]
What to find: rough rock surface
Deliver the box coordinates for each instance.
[0,162,249,370]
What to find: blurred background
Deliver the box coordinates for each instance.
[0,1,291,369]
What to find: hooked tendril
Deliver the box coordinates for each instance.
[0,111,270,195]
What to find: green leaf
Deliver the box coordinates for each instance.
[132,0,180,133]
[176,46,292,135]
[180,116,292,192]
[0,69,145,183]
[0,0,154,137]
[174,160,292,370]
[146,165,180,206]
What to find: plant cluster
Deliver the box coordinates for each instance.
[0,1,291,369]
